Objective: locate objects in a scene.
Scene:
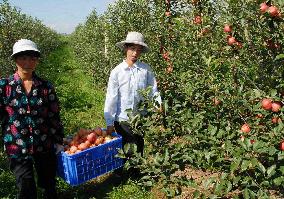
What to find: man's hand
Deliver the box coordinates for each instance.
[106,125,115,135]
[55,143,64,155]
[156,105,163,113]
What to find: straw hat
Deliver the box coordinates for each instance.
[116,32,150,53]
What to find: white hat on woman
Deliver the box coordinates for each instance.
[11,39,40,57]
[116,32,150,53]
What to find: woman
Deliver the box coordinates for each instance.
[0,39,64,199]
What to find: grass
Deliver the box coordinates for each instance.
[37,38,106,135]
[0,37,156,199]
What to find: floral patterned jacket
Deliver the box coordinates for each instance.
[0,72,64,159]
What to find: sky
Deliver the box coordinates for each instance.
[5,0,116,34]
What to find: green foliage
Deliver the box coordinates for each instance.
[0,151,17,197]
[1,0,284,198]
[0,0,61,77]
[107,181,155,199]
[37,40,105,135]
[71,0,284,197]
[71,0,160,87]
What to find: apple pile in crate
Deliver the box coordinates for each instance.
[63,127,118,155]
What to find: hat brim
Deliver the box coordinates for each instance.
[11,48,40,58]
[116,41,150,53]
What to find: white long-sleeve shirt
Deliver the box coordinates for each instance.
[104,60,161,126]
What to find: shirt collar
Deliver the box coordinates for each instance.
[13,72,41,86]
[122,60,139,70]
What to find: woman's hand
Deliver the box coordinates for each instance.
[106,125,115,135]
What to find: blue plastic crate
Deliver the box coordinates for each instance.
[57,132,124,186]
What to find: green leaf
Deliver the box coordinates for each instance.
[267,164,276,178]
[163,148,170,164]
[203,178,215,189]
[248,189,256,199]
[275,54,284,60]
[209,195,218,199]
[252,89,261,98]
[226,181,232,194]
[270,89,277,97]
[273,177,284,186]
[164,100,168,115]
[277,152,284,161]
[241,160,250,171]
[250,158,258,167]
[258,162,266,175]
[208,124,217,136]
[123,143,130,154]
[214,182,222,195]
[279,166,284,175]
[243,188,250,199]
[260,181,270,186]
[193,190,200,199]
[144,180,153,187]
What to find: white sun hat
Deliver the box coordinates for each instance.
[116,31,150,53]
[11,39,40,57]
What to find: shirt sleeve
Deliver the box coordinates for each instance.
[0,86,4,127]
[104,70,119,126]
[0,80,5,123]
[48,84,64,144]
[147,68,162,106]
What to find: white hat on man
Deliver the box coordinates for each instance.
[116,32,150,53]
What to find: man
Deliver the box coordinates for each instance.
[104,32,161,175]
[0,39,64,199]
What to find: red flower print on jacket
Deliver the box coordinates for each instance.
[6,144,19,155]
[6,106,14,116]
[0,72,64,159]
[5,85,11,97]
[10,125,18,136]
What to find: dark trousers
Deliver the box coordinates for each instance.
[9,152,58,199]
[114,121,144,177]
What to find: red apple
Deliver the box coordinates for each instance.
[261,98,272,110]
[200,28,210,36]
[255,113,264,119]
[193,15,202,24]
[95,136,104,146]
[213,98,221,106]
[280,141,284,151]
[87,132,96,143]
[260,2,269,13]
[268,6,279,17]
[272,117,281,124]
[166,65,173,73]
[250,139,255,144]
[84,140,91,148]
[271,102,282,112]
[94,127,102,136]
[162,52,170,61]
[236,41,243,49]
[70,146,77,153]
[192,0,198,5]
[241,123,250,133]
[223,25,232,33]
[227,36,236,45]
[78,142,88,151]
